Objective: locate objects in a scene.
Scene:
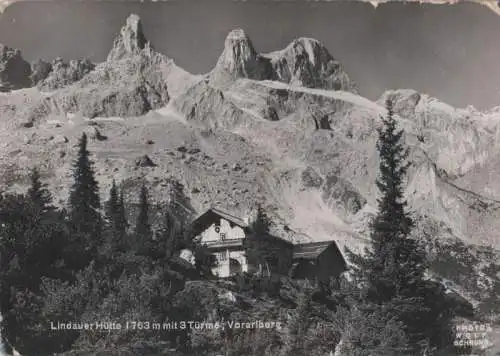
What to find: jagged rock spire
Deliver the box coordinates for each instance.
[0,44,32,91]
[210,29,272,84]
[216,29,258,77]
[107,14,150,61]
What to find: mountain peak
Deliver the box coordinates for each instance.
[215,29,258,76]
[107,13,150,61]
[290,37,328,63]
[264,37,357,92]
[226,28,253,43]
[210,29,272,84]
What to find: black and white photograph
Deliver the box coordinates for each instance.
[0,0,499,355]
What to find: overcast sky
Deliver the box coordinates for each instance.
[0,0,499,109]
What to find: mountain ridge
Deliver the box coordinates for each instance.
[209,28,357,93]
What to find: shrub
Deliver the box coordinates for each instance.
[335,304,411,356]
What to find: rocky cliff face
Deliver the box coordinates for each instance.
[34,57,96,91]
[20,54,170,121]
[30,59,53,86]
[0,44,31,91]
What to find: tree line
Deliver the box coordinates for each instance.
[0,132,213,355]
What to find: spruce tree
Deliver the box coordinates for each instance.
[68,133,103,262]
[243,205,279,276]
[345,99,455,353]
[117,189,128,239]
[24,167,65,273]
[251,205,271,236]
[135,184,152,253]
[193,243,217,277]
[0,191,68,355]
[25,167,66,275]
[105,180,119,220]
[156,207,181,260]
[280,289,313,355]
[105,180,123,251]
[354,99,420,301]
[27,167,54,215]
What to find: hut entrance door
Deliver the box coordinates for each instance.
[229,258,242,275]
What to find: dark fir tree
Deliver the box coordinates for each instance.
[68,133,103,263]
[155,206,182,260]
[251,205,272,236]
[135,184,152,253]
[345,99,455,353]
[117,189,128,238]
[165,179,196,226]
[193,242,217,277]
[243,205,283,276]
[25,167,67,271]
[105,180,119,220]
[280,289,313,356]
[0,190,68,355]
[27,167,54,214]
[105,179,127,251]
[0,194,33,348]
[25,168,67,276]
[349,99,418,301]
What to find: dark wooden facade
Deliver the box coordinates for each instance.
[290,241,347,286]
[245,232,294,276]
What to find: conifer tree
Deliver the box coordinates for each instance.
[68,133,102,261]
[345,99,455,353]
[156,207,181,260]
[25,168,66,274]
[243,205,277,276]
[251,205,271,236]
[105,180,123,251]
[117,189,128,239]
[280,289,313,355]
[0,191,68,355]
[105,180,119,220]
[351,99,420,301]
[135,184,152,253]
[24,167,66,272]
[27,167,54,215]
[193,243,217,277]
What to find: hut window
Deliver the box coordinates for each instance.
[218,251,228,261]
